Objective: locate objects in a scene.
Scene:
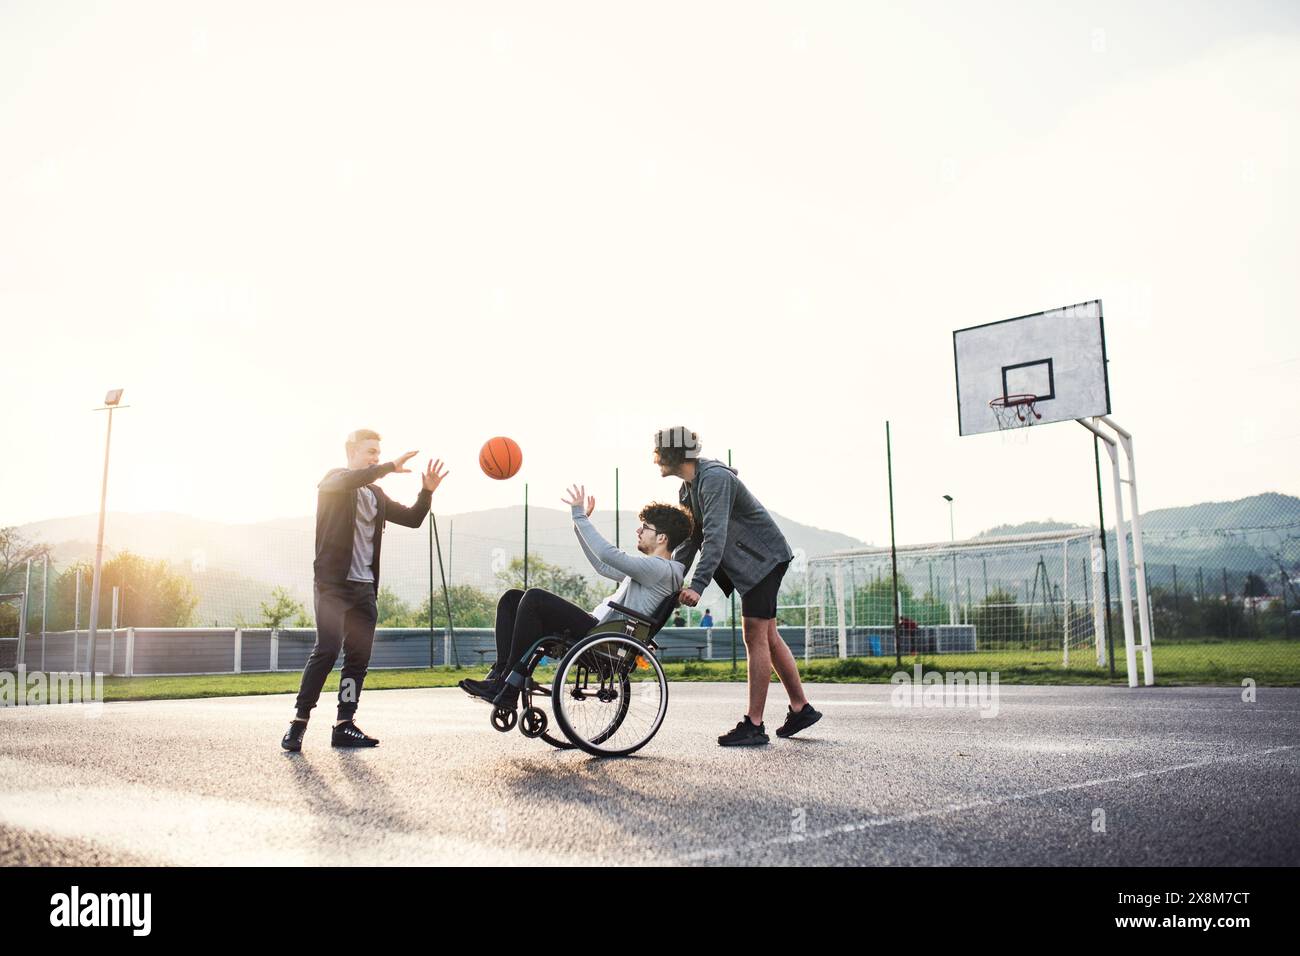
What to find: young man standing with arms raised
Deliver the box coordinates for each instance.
[655,426,822,746]
[281,429,447,751]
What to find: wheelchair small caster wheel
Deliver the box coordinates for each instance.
[519,707,548,738]
[491,707,517,733]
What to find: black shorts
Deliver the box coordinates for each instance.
[740,559,791,620]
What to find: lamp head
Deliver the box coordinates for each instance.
[104,389,124,407]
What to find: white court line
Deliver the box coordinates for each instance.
[660,695,1300,716]
[680,744,1300,863]
[669,697,894,706]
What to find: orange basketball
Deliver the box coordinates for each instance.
[479,436,522,480]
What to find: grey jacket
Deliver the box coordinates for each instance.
[676,458,793,597]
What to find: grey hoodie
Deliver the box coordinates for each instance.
[675,458,793,596]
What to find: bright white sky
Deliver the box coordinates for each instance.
[3,1,1297,545]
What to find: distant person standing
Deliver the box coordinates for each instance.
[672,613,686,628]
[654,426,821,746]
[281,429,447,751]
[700,609,714,628]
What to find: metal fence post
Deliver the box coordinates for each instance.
[109,585,119,676]
[73,567,82,671]
[17,558,31,668]
[41,554,48,671]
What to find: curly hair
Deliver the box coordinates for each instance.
[639,502,694,552]
[654,425,701,470]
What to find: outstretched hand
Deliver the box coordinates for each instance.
[422,459,449,493]
[391,451,419,473]
[561,484,596,517]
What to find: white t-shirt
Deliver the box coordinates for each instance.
[347,487,378,582]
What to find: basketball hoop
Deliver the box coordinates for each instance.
[990,394,1042,442]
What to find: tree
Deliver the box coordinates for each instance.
[0,527,51,593]
[495,556,605,609]
[1243,573,1269,599]
[778,579,807,626]
[417,584,499,628]
[58,551,198,628]
[0,527,51,635]
[1202,599,1244,639]
[44,560,93,631]
[970,588,1028,646]
[376,587,413,627]
[850,574,921,625]
[260,586,305,630]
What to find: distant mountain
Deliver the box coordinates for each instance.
[976,494,1299,541]
[972,493,1300,595]
[14,505,866,626]
[1138,492,1300,534]
[16,493,1295,625]
[974,520,1080,538]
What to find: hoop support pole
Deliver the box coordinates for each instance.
[1098,415,1154,685]
[1077,418,1140,687]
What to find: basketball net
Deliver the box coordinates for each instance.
[990,394,1041,445]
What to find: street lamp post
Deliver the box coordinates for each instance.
[943,494,958,625]
[87,389,128,677]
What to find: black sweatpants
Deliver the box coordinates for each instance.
[495,588,598,671]
[294,579,378,721]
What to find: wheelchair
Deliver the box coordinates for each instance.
[487,590,678,757]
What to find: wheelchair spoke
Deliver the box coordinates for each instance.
[552,635,668,756]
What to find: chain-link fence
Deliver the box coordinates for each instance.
[803,508,1300,685]
[6,494,1298,684]
[806,528,1107,668]
[1122,507,1299,684]
[0,513,732,670]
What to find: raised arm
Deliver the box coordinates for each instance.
[687,468,737,594]
[381,458,447,528]
[381,486,433,528]
[564,502,670,590]
[573,521,625,582]
[318,462,396,493]
[570,505,669,587]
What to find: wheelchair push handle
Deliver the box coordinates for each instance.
[605,601,655,626]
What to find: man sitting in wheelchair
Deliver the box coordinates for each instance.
[459,483,692,713]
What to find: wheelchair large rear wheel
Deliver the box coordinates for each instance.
[552,633,668,757]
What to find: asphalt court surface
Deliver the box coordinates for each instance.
[1,683,1296,865]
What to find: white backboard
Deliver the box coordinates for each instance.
[953,299,1110,436]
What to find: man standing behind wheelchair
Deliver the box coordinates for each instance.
[654,426,822,746]
[459,485,692,714]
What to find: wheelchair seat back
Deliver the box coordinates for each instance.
[586,544,687,642]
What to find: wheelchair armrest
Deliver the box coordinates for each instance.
[606,601,655,627]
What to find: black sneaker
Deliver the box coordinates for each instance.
[718,716,769,747]
[460,677,504,703]
[331,720,379,747]
[281,719,307,752]
[775,703,823,738]
[491,681,521,712]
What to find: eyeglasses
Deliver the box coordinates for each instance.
[637,524,661,536]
